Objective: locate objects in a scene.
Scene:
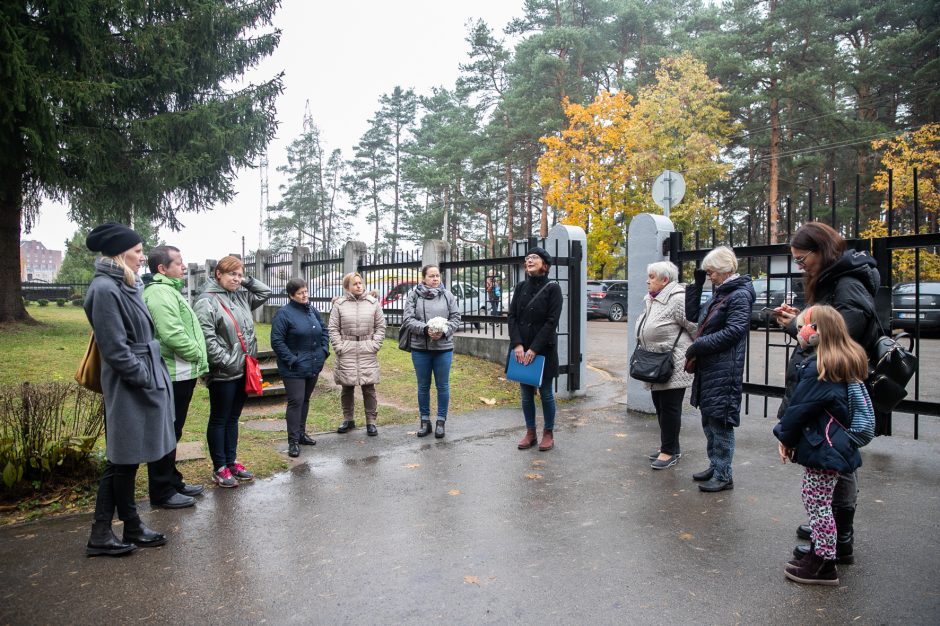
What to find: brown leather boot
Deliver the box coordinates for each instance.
[517,428,538,449]
[538,429,554,451]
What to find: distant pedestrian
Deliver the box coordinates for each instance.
[401,265,461,438]
[270,278,330,458]
[194,256,272,488]
[684,246,755,492]
[635,261,697,470]
[329,272,386,436]
[485,274,501,315]
[773,305,865,586]
[83,223,174,557]
[142,245,209,508]
[509,246,563,451]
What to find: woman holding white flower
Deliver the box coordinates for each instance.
[401,265,461,438]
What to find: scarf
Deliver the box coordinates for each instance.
[415,283,443,299]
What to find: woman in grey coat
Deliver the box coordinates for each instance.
[83,223,176,557]
[193,255,272,488]
[635,262,697,470]
[401,265,461,438]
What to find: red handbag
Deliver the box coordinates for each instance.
[215,296,264,396]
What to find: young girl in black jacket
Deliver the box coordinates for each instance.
[773,305,866,586]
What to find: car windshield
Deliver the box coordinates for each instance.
[894,282,940,295]
[751,277,789,295]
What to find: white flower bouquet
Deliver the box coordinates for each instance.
[426,316,449,335]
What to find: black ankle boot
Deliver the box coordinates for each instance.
[123,518,167,548]
[434,420,445,438]
[86,521,136,557]
[337,420,355,434]
[833,506,855,564]
[417,419,432,437]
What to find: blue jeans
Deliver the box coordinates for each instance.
[411,350,453,420]
[207,378,247,470]
[702,416,735,482]
[520,380,556,430]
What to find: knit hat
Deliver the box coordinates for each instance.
[86,223,142,256]
[526,246,553,267]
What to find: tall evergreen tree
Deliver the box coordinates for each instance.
[377,87,417,256]
[344,118,392,254]
[1,0,282,322]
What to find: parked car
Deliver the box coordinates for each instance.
[892,281,940,332]
[749,276,801,328]
[587,281,629,321]
[380,280,485,327]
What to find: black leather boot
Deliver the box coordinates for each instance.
[337,420,356,434]
[434,420,445,439]
[288,441,300,457]
[123,518,167,548]
[86,521,136,557]
[796,524,812,540]
[792,507,855,564]
[417,420,432,437]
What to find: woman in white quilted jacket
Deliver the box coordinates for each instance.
[635,261,698,470]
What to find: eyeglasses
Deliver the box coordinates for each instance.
[704,268,717,276]
[793,251,814,267]
[525,255,542,262]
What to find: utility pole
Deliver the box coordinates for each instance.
[259,151,269,253]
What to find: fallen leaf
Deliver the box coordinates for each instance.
[525,473,542,480]
[531,460,545,467]
[679,532,694,541]
[614,433,627,438]
[448,489,461,496]
[464,575,480,585]
[479,397,497,405]
[404,464,421,469]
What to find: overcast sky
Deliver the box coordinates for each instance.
[27,0,524,263]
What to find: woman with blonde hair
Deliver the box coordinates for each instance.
[773,305,866,586]
[329,272,386,435]
[83,223,175,556]
[194,255,272,487]
[684,246,756,492]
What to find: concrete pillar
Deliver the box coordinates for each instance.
[546,224,588,399]
[343,240,368,276]
[291,246,309,281]
[626,213,675,413]
[422,239,449,284]
[186,262,199,304]
[252,250,269,323]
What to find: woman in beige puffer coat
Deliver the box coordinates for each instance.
[329,272,386,436]
[635,261,697,470]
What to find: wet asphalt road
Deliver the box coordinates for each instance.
[1,323,938,624]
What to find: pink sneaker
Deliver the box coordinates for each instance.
[228,461,253,481]
[213,466,238,488]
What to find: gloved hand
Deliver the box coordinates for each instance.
[694,269,707,287]
[685,344,698,359]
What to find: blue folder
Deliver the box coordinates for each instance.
[505,352,546,387]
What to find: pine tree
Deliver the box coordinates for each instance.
[1,0,282,322]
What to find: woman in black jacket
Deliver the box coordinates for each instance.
[270,278,330,458]
[508,247,563,452]
[773,221,880,565]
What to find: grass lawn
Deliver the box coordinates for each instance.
[0,305,518,524]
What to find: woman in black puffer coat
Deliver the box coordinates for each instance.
[684,246,756,493]
[508,247,563,452]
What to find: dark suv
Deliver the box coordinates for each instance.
[587,280,628,321]
[750,277,802,328]
[892,281,940,332]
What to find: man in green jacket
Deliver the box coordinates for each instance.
[143,245,210,506]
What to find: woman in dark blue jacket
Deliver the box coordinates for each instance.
[271,278,330,458]
[684,246,756,492]
[773,305,866,586]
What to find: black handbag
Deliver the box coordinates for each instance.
[867,332,917,412]
[630,312,685,384]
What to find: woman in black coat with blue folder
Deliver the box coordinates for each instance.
[508,247,563,451]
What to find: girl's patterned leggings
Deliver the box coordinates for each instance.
[801,467,840,560]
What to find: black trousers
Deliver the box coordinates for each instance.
[147,378,198,501]
[284,376,318,443]
[651,387,685,456]
[93,461,140,524]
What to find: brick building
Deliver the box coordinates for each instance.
[20,240,63,282]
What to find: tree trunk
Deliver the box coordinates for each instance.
[505,159,514,243]
[766,0,780,244]
[0,170,31,323]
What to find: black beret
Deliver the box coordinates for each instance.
[86,223,142,257]
[526,246,553,267]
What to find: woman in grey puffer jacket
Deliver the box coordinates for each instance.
[193,255,271,488]
[401,265,461,438]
